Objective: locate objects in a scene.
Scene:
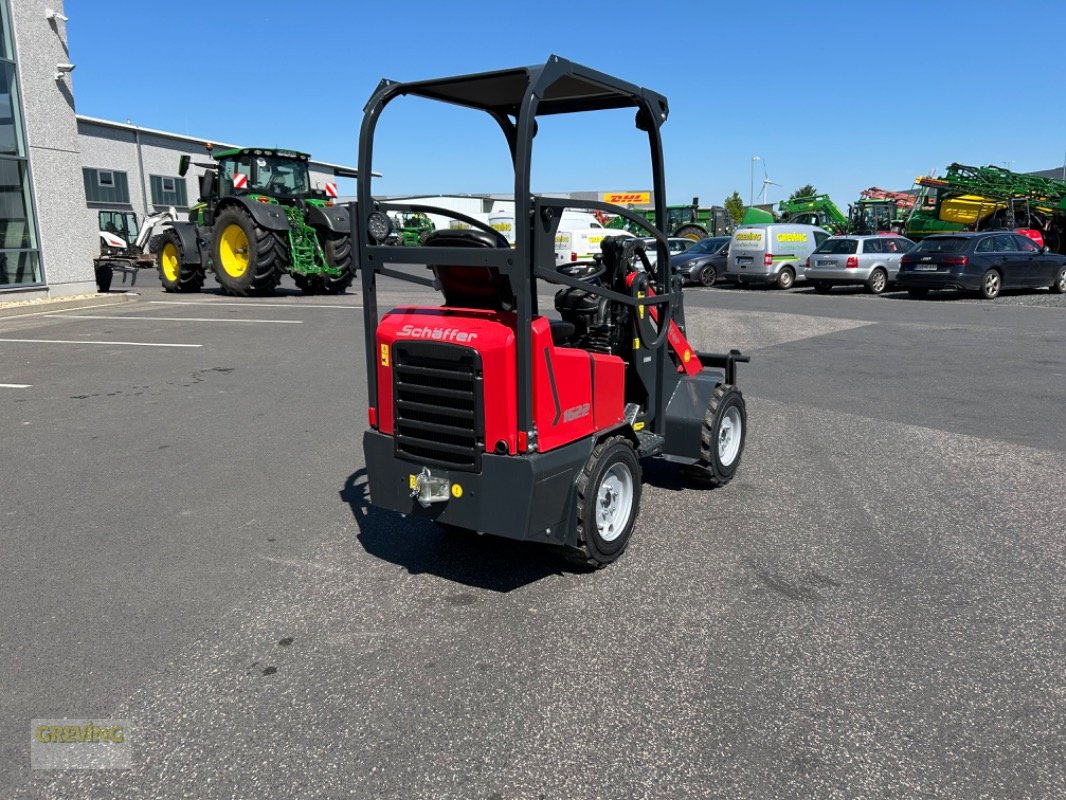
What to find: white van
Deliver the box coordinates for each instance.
[490,208,604,245]
[726,224,830,288]
[555,228,635,266]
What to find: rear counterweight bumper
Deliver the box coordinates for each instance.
[363,429,593,546]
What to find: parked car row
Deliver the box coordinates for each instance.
[669,225,1066,300]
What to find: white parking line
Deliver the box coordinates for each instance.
[149,300,361,310]
[0,338,201,348]
[0,383,31,388]
[55,315,302,324]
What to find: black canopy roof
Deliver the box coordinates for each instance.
[381,55,669,120]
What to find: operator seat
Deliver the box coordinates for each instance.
[423,228,515,312]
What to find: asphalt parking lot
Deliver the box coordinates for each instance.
[2,271,1063,799]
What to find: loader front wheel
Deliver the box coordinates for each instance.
[569,436,641,568]
[681,384,746,488]
[156,229,203,293]
[211,206,283,296]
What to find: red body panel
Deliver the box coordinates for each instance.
[590,353,625,431]
[376,307,626,457]
[376,307,517,453]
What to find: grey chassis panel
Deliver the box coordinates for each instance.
[306,204,351,234]
[363,429,593,547]
[662,369,726,463]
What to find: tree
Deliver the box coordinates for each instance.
[788,184,818,201]
[723,191,745,230]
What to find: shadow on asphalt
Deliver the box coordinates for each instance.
[340,469,575,592]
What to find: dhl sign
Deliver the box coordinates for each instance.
[602,191,651,206]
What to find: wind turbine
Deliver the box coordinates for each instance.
[757,159,780,204]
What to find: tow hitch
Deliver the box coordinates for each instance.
[410,467,451,507]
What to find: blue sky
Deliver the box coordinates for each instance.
[67,1,1066,208]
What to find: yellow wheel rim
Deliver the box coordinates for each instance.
[160,242,180,283]
[219,224,250,278]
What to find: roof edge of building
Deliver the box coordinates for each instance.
[75,114,368,175]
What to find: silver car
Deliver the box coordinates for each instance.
[638,237,695,269]
[805,235,915,294]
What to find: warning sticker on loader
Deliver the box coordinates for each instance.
[380,344,390,367]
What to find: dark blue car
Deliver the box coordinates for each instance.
[671,236,731,287]
[897,232,1066,299]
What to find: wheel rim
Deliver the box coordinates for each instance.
[1057,269,1066,291]
[718,406,743,466]
[219,224,250,278]
[871,271,885,292]
[984,271,1000,297]
[701,266,715,286]
[595,463,634,542]
[780,269,793,288]
[160,242,180,283]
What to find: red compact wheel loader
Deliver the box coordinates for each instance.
[355,56,750,567]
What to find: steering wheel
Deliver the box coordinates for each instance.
[558,259,605,281]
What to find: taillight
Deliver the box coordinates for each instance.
[942,256,968,266]
[805,256,810,268]
[763,253,773,267]
[570,252,577,262]
[846,256,858,269]
[368,407,377,427]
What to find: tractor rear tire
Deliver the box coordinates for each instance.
[317,229,355,294]
[211,206,284,296]
[674,225,706,242]
[156,229,204,293]
[681,384,746,488]
[566,436,641,568]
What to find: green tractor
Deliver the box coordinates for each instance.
[607,197,726,240]
[387,212,435,246]
[155,147,354,295]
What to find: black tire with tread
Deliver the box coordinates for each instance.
[156,228,204,293]
[907,287,929,298]
[317,229,355,294]
[813,281,832,293]
[674,224,707,242]
[866,267,888,295]
[211,205,284,296]
[681,384,747,488]
[567,436,642,569]
[979,269,1001,300]
[1050,265,1066,294]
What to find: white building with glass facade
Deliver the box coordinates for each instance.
[1,0,355,300]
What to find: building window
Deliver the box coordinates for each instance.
[82,167,130,204]
[149,174,188,209]
[0,0,42,289]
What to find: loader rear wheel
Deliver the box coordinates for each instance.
[568,436,641,568]
[681,384,746,488]
[156,229,203,293]
[317,228,355,294]
[211,206,283,296]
